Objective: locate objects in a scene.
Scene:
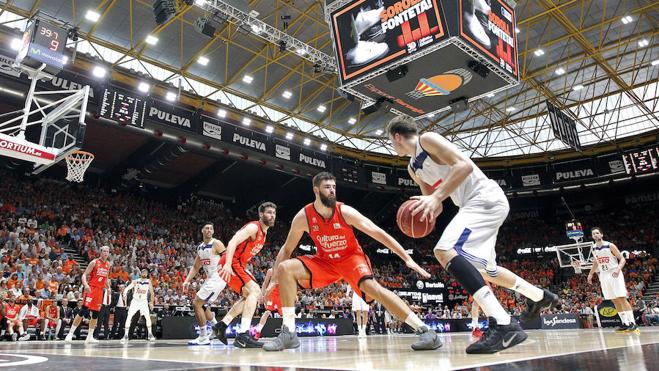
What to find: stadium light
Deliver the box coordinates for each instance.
[85,10,101,23]
[317,105,326,113]
[555,67,566,75]
[242,75,253,84]
[506,107,516,112]
[282,90,292,99]
[92,66,107,78]
[638,39,649,47]
[320,144,327,151]
[348,117,357,125]
[138,82,151,93]
[145,35,159,45]
[242,117,251,126]
[285,132,294,140]
[265,125,274,133]
[621,15,633,24]
[197,56,209,66]
[375,129,383,136]
[534,49,545,56]
[573,84,584,91]
[166,91,177,102]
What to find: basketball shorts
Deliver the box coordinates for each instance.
[26,316,39,327]
[599,272,627,300]
[435,184,509,276]
[196,275,227,303]
[265,285,282,315]
[83,286,104,312]
[296,252,374,302]
[352,291,370,312]
[127,300,151,321]
[46,319,58,328]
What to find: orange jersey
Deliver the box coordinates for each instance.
[233,221,267,266]
[89,259,110,288]
[47,304,58,319]
[4,303,19,320]
[304,202,363,260]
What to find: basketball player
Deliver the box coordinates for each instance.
[253,268,281,340]
[43,300,61,340]
[121,269,156,342]
[387,116,559,354]
[4,297,29,341]
[347,284,370,338]
[214,202,277,348]
[65,245,111,343]
[182,222,226,345]
[263,172,441,352]
[587,227,639,333]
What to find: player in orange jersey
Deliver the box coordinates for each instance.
[263,172,440,351]
[65,246,111,343]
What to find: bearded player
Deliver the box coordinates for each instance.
[387,116,559,354]
[214,202,277,348]
[65,245,111,343]
[263,172,440,351]
[182,222,226,345]
[588,227,639,334]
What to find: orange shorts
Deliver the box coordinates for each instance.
[83,286,104,312]
[220,256,256,294]
[26,316,39,327]
[296,253,374,302]
[265,285,282,315]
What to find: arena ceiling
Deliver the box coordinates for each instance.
[0,0,657,159]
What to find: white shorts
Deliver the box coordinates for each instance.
[197,275,227,303]
[435,185,509,276]
[352,291,370,312]
[127,300,150,320]
[599,272,627,300]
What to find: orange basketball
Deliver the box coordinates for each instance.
[396,200,435,238]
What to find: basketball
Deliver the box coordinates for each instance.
[396,200,435,238]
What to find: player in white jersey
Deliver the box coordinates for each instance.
[387,116,558,354]
[121,269,155,342]
[347,284,370,337]
[587,227,639,334]
[182,222,227,345]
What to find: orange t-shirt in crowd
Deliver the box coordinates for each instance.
[48,280,59,294]
[35,279,45,291]
[7,277,18,289]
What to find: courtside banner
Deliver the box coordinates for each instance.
[330,0,447,85]
[458,0,518,78]
[146,99,197,133]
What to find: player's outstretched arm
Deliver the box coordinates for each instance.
[272,209,307,283]
[410,133,474,222]
[182,256,202,291]
[609,243,626,277]
[81,259,96,292]
[341,205,430,279]
[219,224,258,281]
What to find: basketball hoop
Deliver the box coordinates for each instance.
[65,150,94,183]
[571,260,583,274]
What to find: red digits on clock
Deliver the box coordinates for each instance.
[50,39,59,51]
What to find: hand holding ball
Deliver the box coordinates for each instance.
[396,199,436,238]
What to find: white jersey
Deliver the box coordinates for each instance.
[197,238,221,279]
[132,279,151,303]
[592,241,620,274]
[409,139,497,207]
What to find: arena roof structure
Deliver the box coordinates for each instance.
[0,0,657,160]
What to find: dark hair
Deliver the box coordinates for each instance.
[591,227,603,234]
[312,172,336,187]
[258,202,277,213]
[201,222,213,229]
[387,115,418,137]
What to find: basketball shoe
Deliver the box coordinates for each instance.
[212,321,228,345]
[466,318,527,354]
[263,325,300,351]
[521,289,559,323]
[187,335,210,345]
[234,332,264,348]
[346,40,389,66]
[615,324,629,333]
[411,326,442,351]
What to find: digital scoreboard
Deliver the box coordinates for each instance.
[622,146,659,175]
[15,17,68,71]
[99,88,147,128]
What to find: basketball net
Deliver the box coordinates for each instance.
[65,150,94,183]
[571,260,583,274]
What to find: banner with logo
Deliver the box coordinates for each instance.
[0,53,22,77]
[485,169,513,190]
[230,126,269,153]
[395,168,417,188]
[393,280,445,304]
[511,166,549,188]
[540,314,581,329]
[330,0,447,85]
[146,99,197,132]
[596,300,622,328]
[552,159,597,183]
[297,147,330,170]
[596,153,626,176]
[200,115,224,141]
[370,170,388,185]
[458,0,518,78]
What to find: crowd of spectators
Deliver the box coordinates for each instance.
[0,169,657,340]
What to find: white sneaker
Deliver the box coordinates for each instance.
[187,335,210,346]
[120,335,129,344]
[466,13,491,48]
[353,7,384,36]
[11,333,18,342]
[85,336,99,344]
[18,333,30,341]
[64,334,73,342]
[148,334,156,342]
[347,41,389,66]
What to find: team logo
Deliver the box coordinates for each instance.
[356,264,370,274]
[599,306,617,317]
[521,174,541,187]
[333,223,341,230]
[312,225,319,232]
[416,280,424,289]
[406,69,473,99]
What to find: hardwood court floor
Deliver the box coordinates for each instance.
[0,328,657,370]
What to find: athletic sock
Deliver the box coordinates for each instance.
[210,317,218,326]
[86,330,94,340]
[282,307,296,330]
[625,311,635,325]
[240,316,251,333]
[474,286,511,325]
[512,277,544,302]
[255,323,264,332]
[618,311,628,325]
[222,313,234,326]
[404,313,426,331]
[199,325,207,337]
[68,324,78,334]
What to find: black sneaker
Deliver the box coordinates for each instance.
[212,322,228,345]
[466,318,527,354]
[615,324,630,333]
[233,331,264,348]
[625,324,640,334]
[521,289,559,323]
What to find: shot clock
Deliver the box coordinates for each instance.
[15,17,68,72]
